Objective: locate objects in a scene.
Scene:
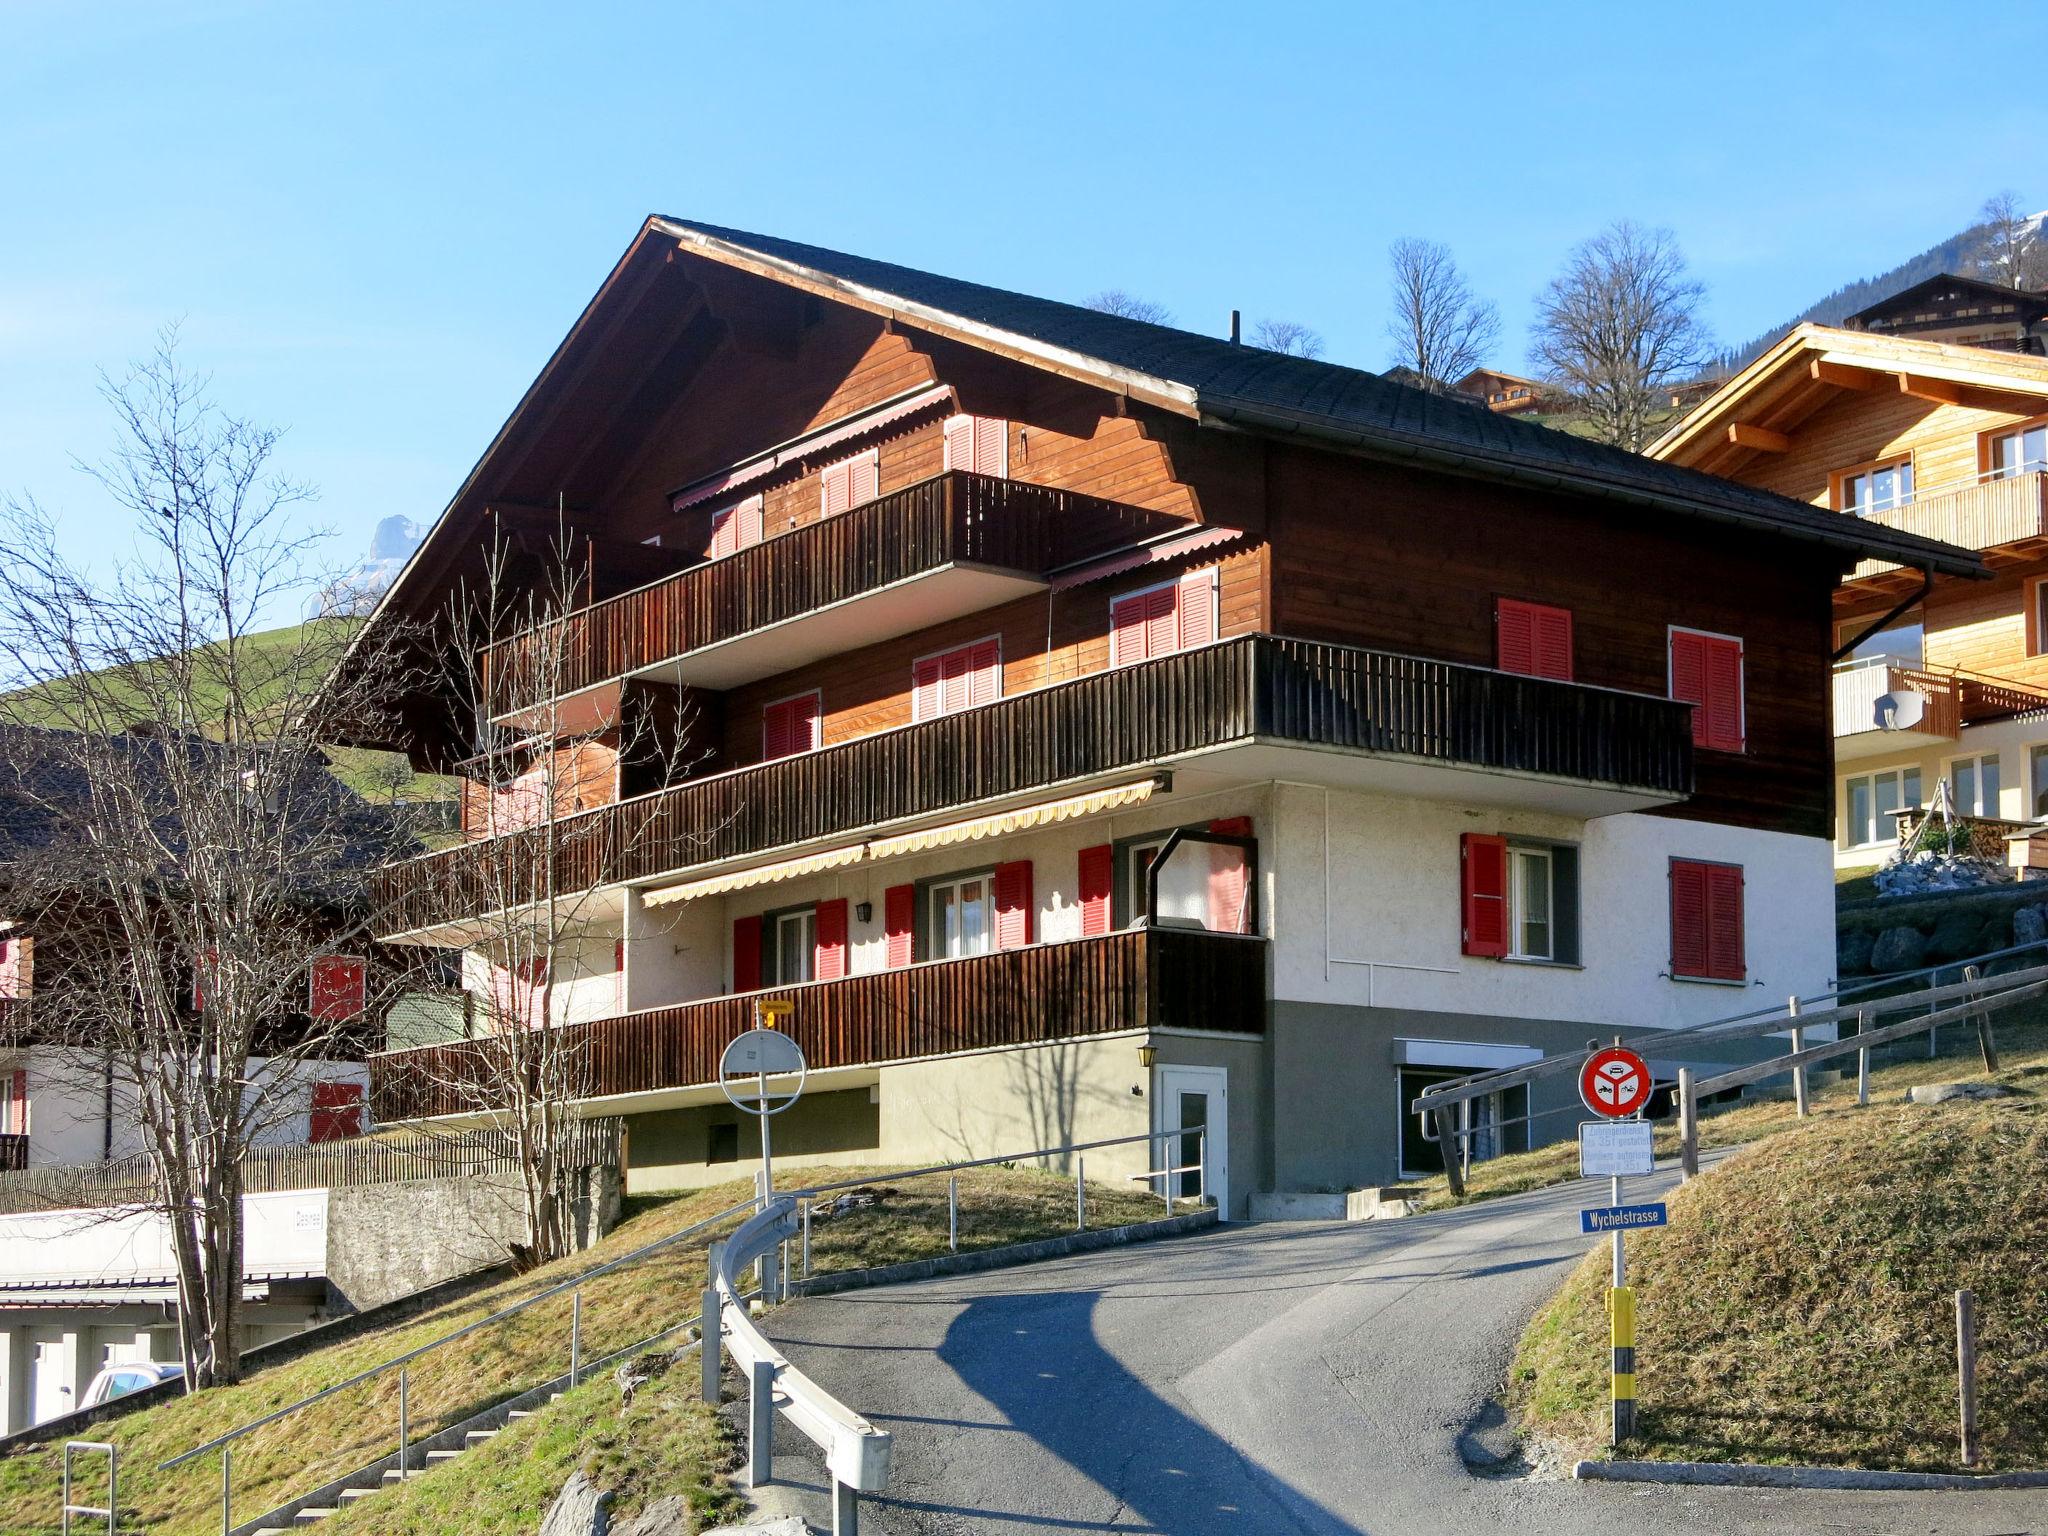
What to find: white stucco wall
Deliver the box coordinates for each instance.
[1834,711,2048,869]
[1267,782,1835,1031]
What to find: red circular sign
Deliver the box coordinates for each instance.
[1579,1047,1652,1119]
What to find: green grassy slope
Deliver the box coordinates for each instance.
[1510,1057,2048,1471]
[0,1164,1166,1535]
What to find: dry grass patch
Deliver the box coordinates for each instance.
[0,1162,1165,1534]
[1511,1091,2048,1472]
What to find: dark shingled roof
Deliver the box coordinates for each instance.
[655,217,1984,579]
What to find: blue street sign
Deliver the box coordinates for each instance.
[1581,1202,1668,1234]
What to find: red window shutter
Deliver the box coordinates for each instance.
[1078,844,1114,936]
[1704,636,1744,752]
[732,915,763,992]
[1669,860,1710,978]
[973,416,1007,476]
[1110,593,1148,668]
[764,692,818,761]
[968,640,1001,707]
[1178,570,1217,649]
[1144,585,1179,659]
[309,955,367,1022]
[821,461,851,518]
[1496,599,1536,675]
[310,1082,364,1144]
[1705,863,1745,980]
[709,506,736,559]
[1534,605,1574,681]
[1460,833,1509,958]
[0,939,19,1001]
[615,938,626,1011]
[993,860,1035,950]
[912,656,943,722]
[1207,817,1252,934]
[1670,630,1709,747]
[814,898,849,981]
[940,647,971,715]
[884,884,916,968]
[849,451,879,506]
[3,1068,26,1136]
[943,414,976,472]
[763,699,792,762]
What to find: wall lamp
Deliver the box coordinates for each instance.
[1137,1044,1158,1069]
[855,900,873,924]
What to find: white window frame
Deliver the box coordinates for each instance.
[1506,845,1554,961]
[1836,455,1916,516]
[926,871,995,961]
[1947,751,2003,818]
[760,687,822,759]
[1840,765,1922,850]
[1986,420,2048,480]
[771,908,816,986]
[1120,836,1170,927]
[910,634,1003,723]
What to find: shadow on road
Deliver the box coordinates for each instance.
[881,1285,1369,1536]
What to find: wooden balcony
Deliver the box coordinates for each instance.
[374,634,1695,938]
[1850,471,2048,577]
[484,470,1192,706]
[1832,661,1962,759]
[369,927,1267,1123]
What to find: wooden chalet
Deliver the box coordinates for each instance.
[1843,273,2048,356]
[332,219,1976,1211]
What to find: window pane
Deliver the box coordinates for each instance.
[2026,425,2047,472]
[960,880,988,955]
[1511,848,1551,959]
[1982,755,2002,813]
[1902,767,1922,808]
[1847,777,1873,847]
[2033,746,2048,817]
[1843,472,1867,512]
[1873,771,1900,829]
[1992,433,2019,477]
[1955,760,1977,814]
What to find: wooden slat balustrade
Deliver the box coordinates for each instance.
[484,471,1191,709]
[1851,471,2048,577]
[378,634,1696,936]
[371,928,1267,1122]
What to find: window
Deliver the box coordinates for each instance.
[1103,821,1253,933]
[707,1123,740,1164]
[942,414,1009,477]
[707,495,764,559]
[912,637,1001,721]
[762,691,821,761]
[927,873,993,960]
[769,907,817,985]
[1109,570,1218,668]
[1463,835,1580,963]
[1842,766,1922,849]
[1835,457,1915,516]
[1495,598,1573,681]
[1985,420,2048,480]
[2033,746,2048,818]
[1839,615,1924,668]
[1,1069,26,1136]
[1670,859,1744,983]
[1669,627,1745,753]
[820,450,879,517]
[1950,752,2002,817]
[1397,1068,1529,1178]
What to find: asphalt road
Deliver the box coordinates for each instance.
[756,1168,2042,1535]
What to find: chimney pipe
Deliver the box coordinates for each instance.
[1229,310,1241,345]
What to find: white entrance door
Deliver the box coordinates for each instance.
[1155,1064,1228,1219]
[31,1339,70,1424]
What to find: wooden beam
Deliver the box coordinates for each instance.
[1726,421,1791,453]
[1897,372,2048,413]
[1810,360,1873,390]
[1898,373,1964,405]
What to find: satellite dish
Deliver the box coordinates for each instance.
[1874,690,1926,731]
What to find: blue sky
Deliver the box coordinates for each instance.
[4,0,2045,609]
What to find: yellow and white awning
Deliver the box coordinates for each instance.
[636,777,1163,907]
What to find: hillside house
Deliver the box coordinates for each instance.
[331,218,1977,1217]
[1843,274,2048,356]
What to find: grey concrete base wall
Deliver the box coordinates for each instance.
[326,1173,531,1313]
[1266,1001,1791,1194]
[625,1088,882,1193]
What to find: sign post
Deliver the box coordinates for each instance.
[1579,1045,1652,1445]
[719,1002,806,1299]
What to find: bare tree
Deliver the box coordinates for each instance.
[0,332,417,1389]
[1251,318,1325,359]
[1083,289,1175,325]
[1384,237,1501,394]
[1975,190,2044,290]
[378,524,708,1267]
[1529,221,1712,452]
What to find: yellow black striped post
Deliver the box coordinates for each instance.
[1611,1285,1636,1443]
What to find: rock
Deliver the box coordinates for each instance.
[1868,925,1926,974]
[610,1497,696,1536]
[1906,1081,2018,1105]
[613,1347,682,1407]
[539,1471,612,1536]
[1874,851,2010,899]
[2020,904,2048,947]
[1836,927,1875,977]
[1929,907,1991,963]
[699,1520,808,1536]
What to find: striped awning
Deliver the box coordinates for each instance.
[866,778,1161,860]
[642,843,867,907]
[1048,525,1243,591]
[637,776,1164,907]
[669,386,955,511]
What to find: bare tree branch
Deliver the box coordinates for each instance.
[1250,318,1325,359]
[1529,221,1712,452]
[1974,190,2044,291]
[1384,237,1500,394]
[1083,289,1174,325]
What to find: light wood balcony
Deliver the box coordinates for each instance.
[1850,471,2048,577]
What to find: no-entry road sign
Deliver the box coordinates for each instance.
[1580,1046,1652,1119]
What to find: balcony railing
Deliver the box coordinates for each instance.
[483,471,1193,709]
[370,927,1267,1123]
[1850,471,2048,577]
[375,634,1695,937]
[1831,660,1963,741]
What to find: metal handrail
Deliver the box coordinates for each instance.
[161,1193,757,1469]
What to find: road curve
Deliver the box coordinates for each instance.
[758,1167,2041,1534]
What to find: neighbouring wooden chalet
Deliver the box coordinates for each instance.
[1454,367,1550,415]
[1651,324,2048,874]
[331,219,1978,1214]
[1842,273,2048,356]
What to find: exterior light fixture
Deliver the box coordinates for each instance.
[855,901,873,924]
[1137,1044,1157,1069]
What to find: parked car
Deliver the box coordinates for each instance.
[80,1361,184,1408]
